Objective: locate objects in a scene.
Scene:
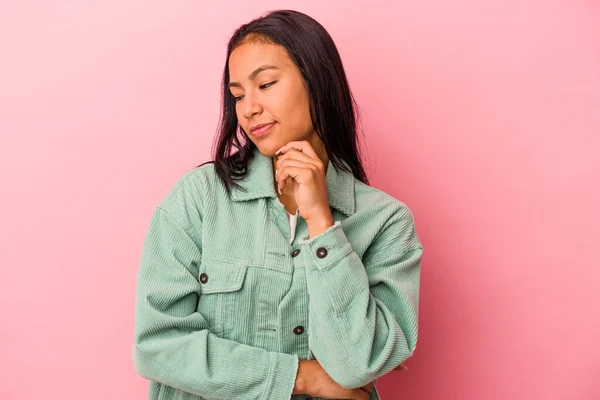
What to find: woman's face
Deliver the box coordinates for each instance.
[228,40,315,155]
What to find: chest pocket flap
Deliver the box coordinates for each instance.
[199,258,248,294]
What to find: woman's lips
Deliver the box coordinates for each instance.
[252,122,276,137]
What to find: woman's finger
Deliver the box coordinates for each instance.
[351,388,370,400]
[393,363,408,371]
[360,382,374,392]
[275,140,320,160]
[276,161,311,193]
[276,148,320,167]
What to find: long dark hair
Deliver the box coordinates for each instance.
[203,9,370,195]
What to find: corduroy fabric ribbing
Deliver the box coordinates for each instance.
[133,146,423,400]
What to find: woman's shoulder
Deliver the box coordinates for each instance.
[354,179,416,220]
[154,160,218,225]
[352,180,422,252]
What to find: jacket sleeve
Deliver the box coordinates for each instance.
[133,206,299,400]
[298,205,422,389]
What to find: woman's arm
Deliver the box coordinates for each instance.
[133,206,299,400]
[298,204,423,389]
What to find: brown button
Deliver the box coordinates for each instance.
[316,247,328,258]
[291,249,300,257]
[293,326,304,335]
[200,273,208,284]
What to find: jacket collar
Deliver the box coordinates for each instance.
[230,146,356,217]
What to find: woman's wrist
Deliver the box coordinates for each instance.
[292,360,310,394]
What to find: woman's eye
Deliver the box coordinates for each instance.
[232,81,275,102]
[259,81,276,89]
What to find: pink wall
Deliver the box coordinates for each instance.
[1,1,598,399]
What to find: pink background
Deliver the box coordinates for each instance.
[1,1,599,399]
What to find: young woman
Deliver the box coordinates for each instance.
[133,9,422,400]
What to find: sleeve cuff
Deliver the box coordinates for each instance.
[298,220,354,270]
[260,352,299,400]
[299,220,370,316]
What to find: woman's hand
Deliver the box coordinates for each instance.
[293,360,375,400]
[393,363,408,371]
[274,141,332,228]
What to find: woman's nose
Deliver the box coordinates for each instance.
[242,93,262,119]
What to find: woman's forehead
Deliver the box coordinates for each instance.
[229,42,291,74]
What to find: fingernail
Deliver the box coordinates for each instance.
[275,168,278,177]
[275,145,285,155]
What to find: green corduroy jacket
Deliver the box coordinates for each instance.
[133,146,423,400]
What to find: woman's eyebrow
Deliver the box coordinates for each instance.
[229,65,279,88]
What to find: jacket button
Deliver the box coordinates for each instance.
[200,273,208,284]
[291,249,300,257]
[316,247,328,258]
[293,326,304,335]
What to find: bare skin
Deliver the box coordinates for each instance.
[293,360,374,400]
[228,36,329,215]
[273,149,328,215]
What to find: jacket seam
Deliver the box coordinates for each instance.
[156,206,199,246]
